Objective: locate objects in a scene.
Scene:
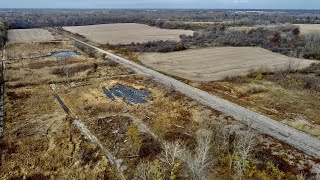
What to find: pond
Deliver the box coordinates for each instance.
[47,51,80,58]
[103,85,150,104]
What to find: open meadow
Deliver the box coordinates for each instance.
[63,23,194,44]
[8,29,56,44]
[140,47,316,81]
[294,24,320,34]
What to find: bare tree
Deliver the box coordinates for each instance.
[63,66,71,83]
[183,130,213,180]
[19,53,23,67]
[162,140,185,167]
[136,160,165,180]
[58,57,72,84]
[231,131,257,180]
[305,33,320,55]
[136,161,156,180]
[160,130,214,180]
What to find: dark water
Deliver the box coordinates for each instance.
[102,87,116,101]
[103,85,150,104]
[47,51,80,58]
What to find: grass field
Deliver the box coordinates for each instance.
[8,29,55,44]
[294,24,320,34]
[63,23,194,44]
[140,47,316,81]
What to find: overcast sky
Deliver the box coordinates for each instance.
[2,0,320,9]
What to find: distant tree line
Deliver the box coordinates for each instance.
[105,40,187,53]
[1,9,320,30]
[0,20,7,48]
[181,25,303,55]
[179,24,320,60]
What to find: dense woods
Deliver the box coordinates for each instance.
[181,25,304,56]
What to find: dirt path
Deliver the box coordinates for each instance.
[58,31,320,158]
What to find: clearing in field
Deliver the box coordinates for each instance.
[63,23,194,44]
[8,28,55,44]
[294,24,320,34]
[140,47,316,81]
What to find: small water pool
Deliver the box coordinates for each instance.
[103,85,150,104]
[47,51,80,58]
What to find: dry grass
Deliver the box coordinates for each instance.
[63,23,194,44]
[140,47,315,81]
[294,24,320,35]
[5,43,128,88]
[5,41,75,60]
[198,77,320,137]
[2,84,116,179]
[8,29,56,44]
[1,40,121,179]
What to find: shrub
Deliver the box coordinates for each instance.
[245,86,267,95]
[299,63,320,74]
[126,124,142,153]
[139,135,162,158]
[304,33,320,59]
[255,73,263,80]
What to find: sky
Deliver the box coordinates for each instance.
[2,0,320,9]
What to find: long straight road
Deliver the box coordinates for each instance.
[60,30,320,158]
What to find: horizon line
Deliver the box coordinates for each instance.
[0,8,320,11]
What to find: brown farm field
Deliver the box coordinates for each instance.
[294,24,320,34]
[8,29,56,44]
[140,47,316,81]
[63,23,194,44]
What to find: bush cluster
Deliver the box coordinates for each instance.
[106,40,187,53]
